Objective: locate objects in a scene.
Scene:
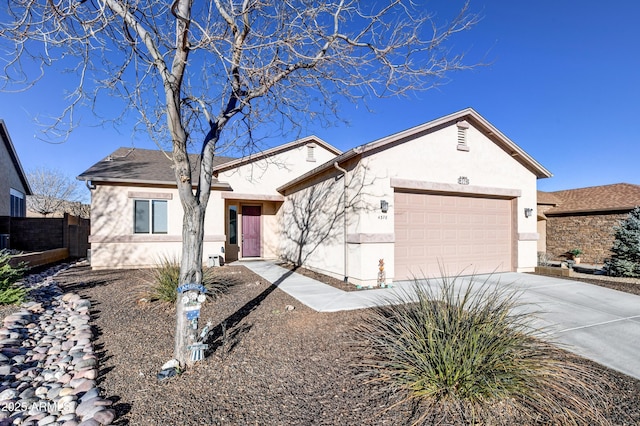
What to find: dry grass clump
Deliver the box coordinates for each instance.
[357,273,611,425]
[142,255,230,304]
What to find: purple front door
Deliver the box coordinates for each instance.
[241,206,261,257]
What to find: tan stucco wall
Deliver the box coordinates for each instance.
[280,121,541,286]
[278,166,347,279]
[88,141,339,268]
[88,184,226,269]
[0,137,29,216]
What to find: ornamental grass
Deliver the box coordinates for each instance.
[357,272,609,425]
[145,255,228,303]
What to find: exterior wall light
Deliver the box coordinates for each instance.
[380,200,389,213]
[524,208,533,218]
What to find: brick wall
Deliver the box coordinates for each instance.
[545,212,628,264]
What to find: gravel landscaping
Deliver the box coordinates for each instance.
[0,264,114,425]
[0,266,640,425]
[37,264,639,425]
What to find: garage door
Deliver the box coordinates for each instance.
[394,192,513,280]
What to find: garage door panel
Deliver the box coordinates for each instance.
[395,192,512,280]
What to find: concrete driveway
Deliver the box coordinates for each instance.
[242,261,640,380]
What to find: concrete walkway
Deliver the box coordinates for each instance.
[241,260,640,380]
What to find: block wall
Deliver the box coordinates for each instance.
[545,213,627,264]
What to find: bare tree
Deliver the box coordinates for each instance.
[26,167,84,217]
[1,0,479,366]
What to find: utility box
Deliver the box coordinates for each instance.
[208,255,224,267]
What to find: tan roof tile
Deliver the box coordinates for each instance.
[537,191,561,205]
[78,147,236,185]
[544,183,640,214]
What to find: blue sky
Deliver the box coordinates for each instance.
[1,0,639,198]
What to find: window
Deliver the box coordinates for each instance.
[9,189,25,217]
[134,200,167,234]
[229,205,238,244]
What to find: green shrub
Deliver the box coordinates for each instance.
[0,250,28,305]
[606,206,640,277]
[357,273,608,425]
[146,255,227,303]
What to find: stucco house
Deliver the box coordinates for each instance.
[537,183,640,264]
[0,120,31,218]
[78,108,551,286]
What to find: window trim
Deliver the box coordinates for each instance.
[9,188,25,217]
[228,205,238,245]
[134,199,168,235]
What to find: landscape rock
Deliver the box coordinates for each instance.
[0,263,117,425]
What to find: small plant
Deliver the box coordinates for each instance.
[0,250,28,305]
[357,272,609,425]
[145,255,228,303]
[569,248,583,257]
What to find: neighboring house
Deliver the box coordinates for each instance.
[537,183,640,264]
[0,120,31,218]
[26,199,91,219]
[78,108,551,286]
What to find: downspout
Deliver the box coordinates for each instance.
[334,162,349,283]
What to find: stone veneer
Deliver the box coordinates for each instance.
[545,212,628,264]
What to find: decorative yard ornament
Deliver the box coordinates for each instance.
[377,259,386,287]
[177,284,209,365]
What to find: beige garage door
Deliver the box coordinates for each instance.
[394,191,513,280]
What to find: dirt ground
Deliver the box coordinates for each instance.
[47,264,640,425]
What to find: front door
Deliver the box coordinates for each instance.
[242,206,261,257]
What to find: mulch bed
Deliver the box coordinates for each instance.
[276,261,360,292]
[52,265,640,425]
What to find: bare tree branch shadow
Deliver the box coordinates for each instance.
[204,270,294,358]
[279,162,384,269]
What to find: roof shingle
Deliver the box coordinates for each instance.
[542,183,640,215]
[77,147,236,185]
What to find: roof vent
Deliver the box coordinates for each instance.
[456,120,470,152]
[306,144,316,162]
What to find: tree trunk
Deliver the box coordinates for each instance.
[174,202,206,366]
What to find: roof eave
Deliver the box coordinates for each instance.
[213,135,342,174]
[546,206,638,216]
[277,108,552,193]
[78,175,232,190]
[0,120,32,195]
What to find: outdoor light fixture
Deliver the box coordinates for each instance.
[380,200,389,213]
[524,208,533,218]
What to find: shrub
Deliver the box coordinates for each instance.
[0,250,28,305]
[146,255,227,303]
[606,206,640,277]
[357,273,608,425]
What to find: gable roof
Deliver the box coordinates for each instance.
[212,135,341,173]
[77,147,236,186]
[78,136,341,186]
[541,183,640,215]
[0,120,32,195]
[278,108,552,193]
